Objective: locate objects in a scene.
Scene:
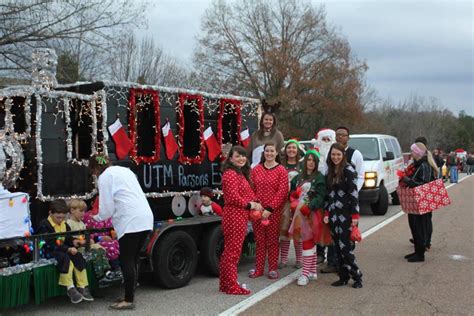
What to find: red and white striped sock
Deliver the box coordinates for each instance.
[280,240,290,264]
[309,254,317,275]
[302,255,312,276]
[294,241,303,263]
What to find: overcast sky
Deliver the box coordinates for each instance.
[143,0,473,115]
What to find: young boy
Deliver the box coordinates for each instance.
[37,199,94,304]
[199,187,222,216]
[67,199,111,281]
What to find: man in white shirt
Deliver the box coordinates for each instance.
[321,126,365,273]
[89,155,153,310]
[335,127,365,191]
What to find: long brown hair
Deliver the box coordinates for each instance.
[221,145,251,180]
[259,142,282,164]
[326,142,348,186]
[297,152,319,184]
[257,112,278,138]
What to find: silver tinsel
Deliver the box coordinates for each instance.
[31,48,58,91]
[0,130,24,189]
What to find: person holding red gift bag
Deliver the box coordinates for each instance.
[399,142,437,262]
[248,143,288,280]
[288,149,326,286]
[324,143,363,289]
[219,146,262,295]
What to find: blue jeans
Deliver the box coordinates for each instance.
[450,166,458,183]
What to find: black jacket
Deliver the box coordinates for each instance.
[433,154,444,168]
[406,157,435,188]
[36,219,86,273]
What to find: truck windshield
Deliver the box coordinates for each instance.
[349,137,380,161]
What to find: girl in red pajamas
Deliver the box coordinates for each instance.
[219,145,263,295]
[249,143,289,279]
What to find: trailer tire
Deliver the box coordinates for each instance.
[200,225,224,276]
[153,230,197,289]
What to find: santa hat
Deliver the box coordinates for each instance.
[200,187,214,198]
[311,128,336,146]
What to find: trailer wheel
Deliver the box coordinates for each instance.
[200,225,224,276]
[153,230,197,289]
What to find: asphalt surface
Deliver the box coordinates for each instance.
[242,175,473,315]
[4,175,472,315]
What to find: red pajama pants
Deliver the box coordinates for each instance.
[219,207,248,292]
[252,210,282,274]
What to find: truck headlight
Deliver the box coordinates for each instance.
[364,172,377,188]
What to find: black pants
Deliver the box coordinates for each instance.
[408,213,433,247]
[329,214,362,281]
[118,230,149,302]
[317,245,338,267]
[409,214,431,257]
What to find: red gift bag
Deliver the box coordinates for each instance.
[396,179,451,214]
[350,224,362,242]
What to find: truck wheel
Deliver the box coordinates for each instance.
[200,225,224,276]
[371,184,389,215]
[152,230,197,289]
[391,191,400,205]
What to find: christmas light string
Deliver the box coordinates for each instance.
[177,93,205,165]
[128,88,161,164]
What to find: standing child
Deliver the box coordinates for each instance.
[37,199,94,303]
[249,143,288,279]
[288,149,326,286]
[67,199,111,280]
[324,143,363,288]
[279,139,303,268]
[219,145,262,295]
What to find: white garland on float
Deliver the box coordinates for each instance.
[144,189,223,199]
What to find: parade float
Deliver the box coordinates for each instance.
[0,49,260,308]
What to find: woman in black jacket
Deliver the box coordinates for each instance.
[401,142,437,262]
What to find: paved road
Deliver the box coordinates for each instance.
[6,175,471,315]
[242,175,473,315]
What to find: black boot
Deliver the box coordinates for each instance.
[331,278,349,286]
[407,245,425,262]
[404,252,416,259]
[352,280,363,288]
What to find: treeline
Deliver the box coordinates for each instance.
[352,95,473,153]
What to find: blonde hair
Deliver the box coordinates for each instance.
[415,142,438,178]
[68,199,87,212]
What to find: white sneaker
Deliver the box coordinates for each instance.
[297,275,309,286]
[308,273,318,280]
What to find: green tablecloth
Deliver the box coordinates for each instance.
[0,270,31,309]
[0,261,98,308]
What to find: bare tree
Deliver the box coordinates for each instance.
[0,0,147,78]
[109,33,191,87]
[193,0,368,137]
